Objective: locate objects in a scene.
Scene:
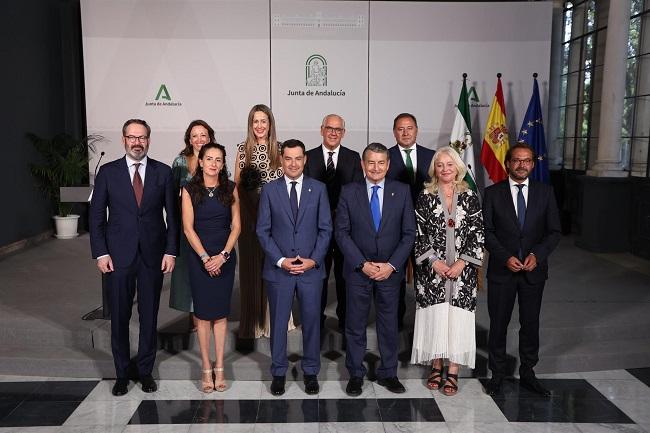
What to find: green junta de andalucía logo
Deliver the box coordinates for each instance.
[306,54,327,86]
[155,84,171,101]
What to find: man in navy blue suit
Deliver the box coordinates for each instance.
[336,142,416,396]
[386,113,434,329]
[483,142,561,397]
[89,119,178,396]
[256,139,332,396]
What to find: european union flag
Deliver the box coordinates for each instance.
[518,76,550,184]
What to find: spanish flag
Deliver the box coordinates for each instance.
[480,75,509,183]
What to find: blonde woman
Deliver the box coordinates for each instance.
[410,146,484,396]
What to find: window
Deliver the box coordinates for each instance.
[624,0,650,177]
[558,0,606,171]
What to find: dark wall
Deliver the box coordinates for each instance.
[0,0,85,248]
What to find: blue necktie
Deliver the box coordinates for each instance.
[516,184,526,229]
[370,185,381,232]
[290,181,298,221]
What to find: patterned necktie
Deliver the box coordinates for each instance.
[325,151,335,181]
[516,184,526,229]
[370,185,381,232]
[133,163,143,208]
[404,149,415,185]
[290,181,298,221]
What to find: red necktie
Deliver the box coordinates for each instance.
[133,163,143,207]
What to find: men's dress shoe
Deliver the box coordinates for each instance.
[140,375,157,393]
[520,376,551,397]
[485,377,502,396]
[271,376,286,396]
[346,377,363,396]
[112,378,129,396]
[377,377,406,394]
[304,375,319,395]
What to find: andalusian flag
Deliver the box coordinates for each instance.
[450,73,477,191]
[480,74,509,183]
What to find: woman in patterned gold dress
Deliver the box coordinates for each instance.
[235,104,295,338]
[410,146,484,396]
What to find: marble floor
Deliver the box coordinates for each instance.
[1,368,649,433]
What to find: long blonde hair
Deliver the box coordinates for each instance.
[424,146,469,194]
[243,104,280,170]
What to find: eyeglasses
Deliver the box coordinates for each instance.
[323,126,344,135]
[511,158,533,165]
[124,135,149,143]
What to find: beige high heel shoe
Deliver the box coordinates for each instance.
[214,366,227,392]
[201,367,214,393]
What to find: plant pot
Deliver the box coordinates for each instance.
[53,214,80,239]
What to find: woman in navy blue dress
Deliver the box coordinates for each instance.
[182,142,241,393]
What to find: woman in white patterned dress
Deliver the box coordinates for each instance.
[235,104,295,338]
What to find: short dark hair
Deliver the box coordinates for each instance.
[505,141,536,162]
[281,139,306,155]
[122,119,151,137]
[362,142,390,161]
[393,113,418,130]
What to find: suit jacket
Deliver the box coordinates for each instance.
[304,145,364,211]
[89,156,179,268]
[256,176,332,283]
[386,144,435,205]
[483,179,561,284]
[335,179,416,285]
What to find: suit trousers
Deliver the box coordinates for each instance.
[266,277,322,377]
[320,238,346,328]
[107,251,163,378]
[345,278,399,379]
[487,275,545,379]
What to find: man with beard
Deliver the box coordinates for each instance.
[90,119,178,396]
[483,142,561,397]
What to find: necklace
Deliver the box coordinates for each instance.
[206,186,217,197]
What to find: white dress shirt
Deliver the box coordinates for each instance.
[126,155,148,184]
[508,177,530,218]
[322,144,340,169]
[398,144,418,173]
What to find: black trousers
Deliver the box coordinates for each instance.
[487,275,545,379]
[320,238,346,328]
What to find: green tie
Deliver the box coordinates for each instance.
[404,149,415,185]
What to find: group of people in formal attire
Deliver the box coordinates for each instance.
[89,107,561,399]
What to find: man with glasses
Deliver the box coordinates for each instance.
[90,119,178,396]
[483,142,561,397]
[305,114,363,331]
[386,113,435,330]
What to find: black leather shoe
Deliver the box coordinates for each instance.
[271,376,286,396]
[485,377,502,396]
[346,376,363,396]
[377,377,406,394]
[140,375,157,393]
[520,375,551,397]
[112,378,129,396]
[304,375,319,395]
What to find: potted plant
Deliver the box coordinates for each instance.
[27,132,102,239]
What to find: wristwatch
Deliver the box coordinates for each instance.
[220,251,230,261]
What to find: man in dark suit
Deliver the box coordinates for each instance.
[256,139,332,396]
[335,142,416,396]
[483,142,561,397]
[386,113,435,329]
[305,114,364,331]
[89,119,178,396]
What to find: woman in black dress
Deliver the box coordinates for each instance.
[182,142,241,392]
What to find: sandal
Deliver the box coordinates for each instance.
[214,367,227,392]
[201,368,214,393]
[442,373,459,396]
[426,367,444,390]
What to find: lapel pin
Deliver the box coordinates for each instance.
[391,192,395,196]
[308,188,312,192]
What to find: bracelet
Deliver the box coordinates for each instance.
[199,253,209,262]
